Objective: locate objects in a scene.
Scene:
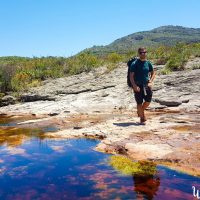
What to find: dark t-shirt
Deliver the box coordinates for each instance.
[130,59,153,85]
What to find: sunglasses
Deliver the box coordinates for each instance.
[139,51,147,54]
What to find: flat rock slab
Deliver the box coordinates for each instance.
[125,143,173,160]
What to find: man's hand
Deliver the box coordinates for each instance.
[133,85,140,92]
[147,81,153,89]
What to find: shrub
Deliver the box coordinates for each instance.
[11,72,32,92]
[105,63,118,72]
[106,52,122,64]
[67,53,100,75]
[0,64,16,92]
[160,67,171,75]
[166,43,190,70]
[190,43,200,57]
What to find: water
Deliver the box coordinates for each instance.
[0,118,200,200]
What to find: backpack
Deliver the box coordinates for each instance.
[127,57,137,87]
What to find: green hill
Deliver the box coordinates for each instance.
[82,25,200,56]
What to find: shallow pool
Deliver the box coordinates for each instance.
[0,119,199,199]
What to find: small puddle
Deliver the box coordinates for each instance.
[0,116,199,200]
[0,115,40,126]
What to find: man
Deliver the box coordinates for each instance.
[129,47,156,124]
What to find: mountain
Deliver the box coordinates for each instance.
[82,25,200,56]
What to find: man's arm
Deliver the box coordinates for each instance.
[148,62,156,84]
[148,70,156,89]
[130,72,140,92]
[149,70,156,83]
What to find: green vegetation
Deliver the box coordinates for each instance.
[109,155,157,176]
[0,52,127,94]
[82,25,200,56]
[0,54,102,93]
[1,26,200,96]
[0,42,200,95]
[149,43,192,72]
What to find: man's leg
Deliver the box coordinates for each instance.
[138,104,146,124]
[142,101,150,121]
[137,104,144,118]
[142,101,150,110]
[142,86,153,122]
[134,87,143,119]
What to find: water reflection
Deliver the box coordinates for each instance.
[0,116,200,199]
[133,174,160,200]
[109,156,161,199]
[0,115,17,126]
[0,127,47,147]
[0,115,59,147]
[0,137,200,199]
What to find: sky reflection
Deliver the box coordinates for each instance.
[0,133,199,199]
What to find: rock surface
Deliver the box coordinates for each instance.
[0,58,200,176]
[0,95,16,106]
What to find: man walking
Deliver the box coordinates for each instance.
[129,47,156,124]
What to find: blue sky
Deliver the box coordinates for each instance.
[0,0,200,57]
